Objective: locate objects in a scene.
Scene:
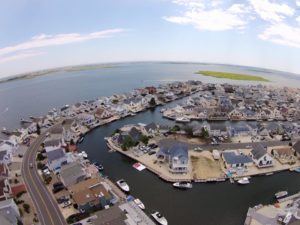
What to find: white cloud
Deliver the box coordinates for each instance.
[249,0,294,23]
[258,23,300,48]
[296,0,300,7]
[0,51,45,64]
[164,1,250,31]
[297,16,300,25]
[0,29,125,62]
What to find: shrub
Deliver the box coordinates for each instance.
[139,135,149,145]
[37,162,45,170]
[23,203,30,214]
[44,176,52,185]
[66,212,90,224]
[36,153,46,161]
[16,191,27,198]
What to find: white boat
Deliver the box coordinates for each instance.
[173,182,193,189]
[275,191,288,199]
[134,198,145,210]
[151,211,168,225]
[81,151,88,159]
[77,136,84,143]
[287,118,293,122]
[237,177,250,185]
[175,117,190,123]
[116,179,130,192]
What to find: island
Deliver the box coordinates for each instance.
[196,71,269,82]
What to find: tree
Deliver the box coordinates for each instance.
[36,123,41,135]
[70,139,75,145]
[121,136,135,151]
[23,203,30,214]
[170,125,180,133]
[112,99,119,104]
[37,153,46,161]
[149,98,156,107]
[200,127,209,139]
[183,126,194,136]
[140,135,149,145]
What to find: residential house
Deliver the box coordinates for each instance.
[44,138,62,152]
[271,147,296,164]
[9,131,26,144]
[59,161,86,187]
[0,199,21,225]
[0,163,11,201]
[157,143,189,174]
[144,122,159,136]
[128,127,142,143]
[95,107,114,120]
[0,151,12,165]
[250,145,273,168]
[77,113,96,126]
[0,140,18,157]
[46,148,67,171]
[292,141,300,159]
[69,177,114,212]
[222,150,253,168]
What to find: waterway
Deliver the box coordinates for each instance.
[1,62,300,225]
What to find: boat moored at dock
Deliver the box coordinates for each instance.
[275,191,288,199]
[151,211,168,225]
[116,179,130,192]
[237,177,250,185]
[173,181,192,189]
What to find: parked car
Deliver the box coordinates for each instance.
[148,151,156,155]
[62,200,72,208]
[56,196,69,204]
[52,185,65,194]
[53,182,64,189]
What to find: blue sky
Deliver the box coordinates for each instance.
[1,0,300,78]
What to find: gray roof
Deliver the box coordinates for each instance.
[60,161,85,186]
[44,139,61,147]
[223,151,252,165]
[50,125,63,134]
[0,199,19,225]
[145,122,158,132]
[293,141,300,154]
[0,150,7,160]
[128,127,142,142]
[46,148,65,163]
[251,144,267,160]
[158,143,188,161]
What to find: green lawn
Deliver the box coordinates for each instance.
[196,71,269,82]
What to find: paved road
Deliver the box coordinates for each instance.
[21,132,67,225]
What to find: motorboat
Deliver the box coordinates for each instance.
[275,191,288,199]
[175,117,190,123]
[237,177,250,185]
[81,151,88,159]
[173,182,193,189]
[77,136,84,143]
[134,198,145,210]
[116,179,130,192]
[151,211,168,225]
[295,167,300,173]
[93,162,104,171]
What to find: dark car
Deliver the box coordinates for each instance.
[53,182,64,189]
[56,196,69,204]
[52,185,65,194]
[148,151,156,155]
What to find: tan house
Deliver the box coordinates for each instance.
[69,177,113,212]
[94,107,113,120]
[271,147,296,164]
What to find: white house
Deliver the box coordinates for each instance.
[250,145,273,168]
[157,144,189,174]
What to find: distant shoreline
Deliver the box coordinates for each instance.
[196,71,269,82]
[0,64,115,84]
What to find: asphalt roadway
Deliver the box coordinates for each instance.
[21,132,67,225]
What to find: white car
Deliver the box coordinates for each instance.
[43,169,50,175]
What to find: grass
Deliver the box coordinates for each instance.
[196,71,269,82]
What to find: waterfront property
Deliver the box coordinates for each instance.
[157,143,189,174]
[245,192,300,225]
